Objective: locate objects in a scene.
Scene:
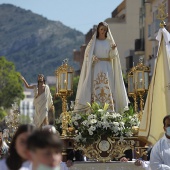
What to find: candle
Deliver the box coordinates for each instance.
[140,78,143,89]
[64,79,67,89]
[138,72,143,89]
[60,73,65,89]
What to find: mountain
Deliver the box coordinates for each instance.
[0,4,84,82]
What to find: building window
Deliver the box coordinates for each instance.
[153,10,159,33]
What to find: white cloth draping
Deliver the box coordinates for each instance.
[139,28,170,144]
[33,85,53,127]
[150,135,170,170]
[74,27,129,113]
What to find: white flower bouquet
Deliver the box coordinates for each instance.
[70,102,140,145]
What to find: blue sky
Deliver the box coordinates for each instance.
[0,0,123,34]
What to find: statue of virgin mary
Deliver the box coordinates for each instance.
[74,22,129,113]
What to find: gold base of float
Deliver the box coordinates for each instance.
[73,125,148,162]
[74,135,146,162]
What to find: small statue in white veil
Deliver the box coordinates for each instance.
[74,22,129,113]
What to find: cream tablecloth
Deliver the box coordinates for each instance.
[70,161,145,170]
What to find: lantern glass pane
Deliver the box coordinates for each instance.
[60,73,66,89]
[144,72,149,89]
[137,72,143,89]
[128,76,134,93]
[67,73,72,90]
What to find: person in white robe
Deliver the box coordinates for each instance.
[74,22,129,113]
[33,83,53,127]
[21,74,53,127]
[150,115,170,170]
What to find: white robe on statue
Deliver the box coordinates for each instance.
[150,135,170,170]
[33,85,53,127]
[74,28,129,113]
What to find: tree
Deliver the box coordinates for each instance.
[0,57,24,109]
[68,76,79,102]
[0,108,7,121]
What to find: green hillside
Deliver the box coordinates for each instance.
[0,4,84,82]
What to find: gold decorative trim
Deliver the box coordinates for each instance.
[75,136,137,162]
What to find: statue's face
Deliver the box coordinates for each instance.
[98,26,107,37]
[38,75,44,82]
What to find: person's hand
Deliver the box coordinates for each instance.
[134,159,143,166]
[92,55,99,62]
[66,160,73,167]
[19,75,25,81]
[120,157,129,162]
[111,44,117,50]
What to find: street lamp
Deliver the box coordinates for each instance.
[55,59,74,136]
[128,58,150,112]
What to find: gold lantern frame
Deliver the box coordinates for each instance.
[55,59,74,136]
[128,58,150,113]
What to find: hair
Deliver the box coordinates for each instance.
[163,115,170,127]
[37,74,46,85]
[27,130,62,153]
[42,125,57,134]
[96,22,108,38]
[6,124,35,170]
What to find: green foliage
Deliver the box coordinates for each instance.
[18,114,32,124]
[0,57,24,108]
[0,108,7,121]
[0,4,84,83]
[50,86,62,117]
[68,76,79,102]
[122,105,139,133]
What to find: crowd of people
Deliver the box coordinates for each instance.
[0,124,65,170]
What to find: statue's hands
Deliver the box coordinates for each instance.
[92,55,99,62]
[111,44,117,50]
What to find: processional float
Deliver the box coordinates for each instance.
[55,1,169,162]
